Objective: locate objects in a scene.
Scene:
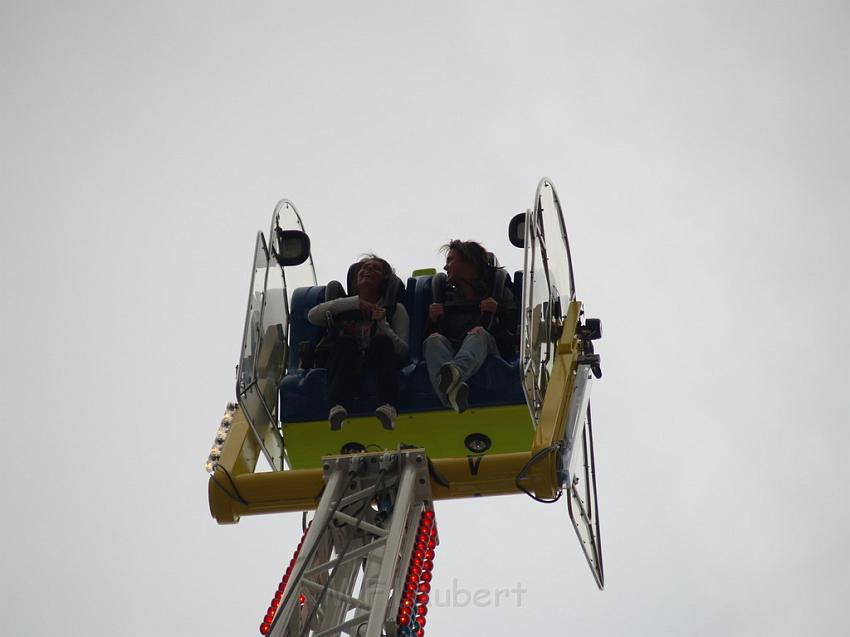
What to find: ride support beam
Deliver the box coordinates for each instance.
[208,446,556,523]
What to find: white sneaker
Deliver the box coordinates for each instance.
[375,404,397,431]
[328,404,348,431]
[447,381,469,414]
[438,364,461,397]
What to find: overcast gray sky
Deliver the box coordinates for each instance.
[2,2,849,635]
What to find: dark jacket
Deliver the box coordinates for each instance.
[430,276,518,359]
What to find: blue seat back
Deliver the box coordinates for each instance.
[407,275,434,363]
[287,285,328,371]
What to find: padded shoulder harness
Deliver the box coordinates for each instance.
[326,262,406,318]
[430,269,508,304]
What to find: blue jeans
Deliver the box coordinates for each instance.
[423,330,499,407]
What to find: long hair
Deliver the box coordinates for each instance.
[353,254,394,295]
[440,240,494,290]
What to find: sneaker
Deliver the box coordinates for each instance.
[328,404,348,431]
[447,382,469,414]
[375,404,397,431]
[438,364,461,396]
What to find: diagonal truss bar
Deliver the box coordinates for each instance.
[311,612,371,637]
[304,537,388,579]
[332,511,388,537]
[299,578,372,612]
